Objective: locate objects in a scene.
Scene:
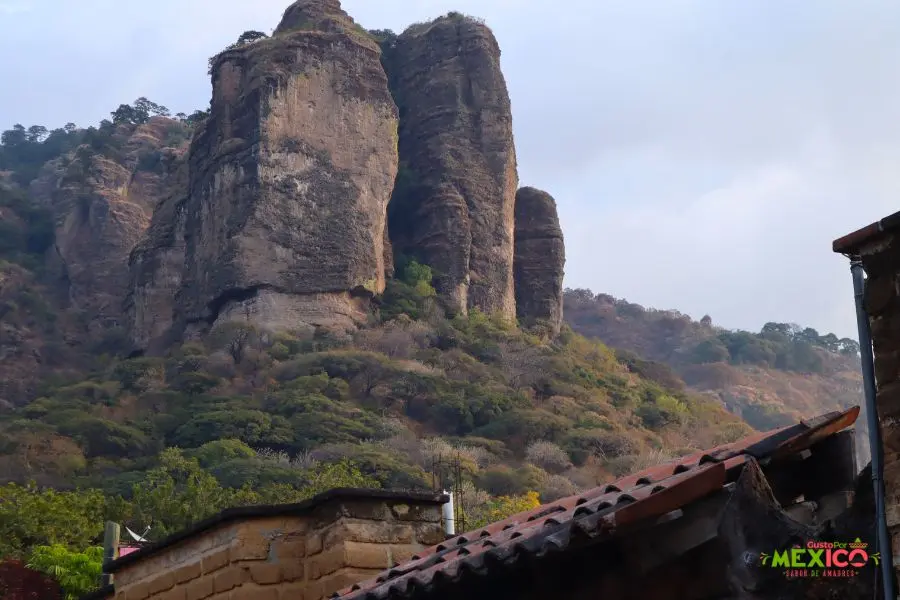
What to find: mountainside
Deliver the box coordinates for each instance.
[0,1,761,569]
[563,289,863,431]
[0,6,871,595]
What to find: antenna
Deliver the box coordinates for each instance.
[429,449,467,535]
[126,526,150,543]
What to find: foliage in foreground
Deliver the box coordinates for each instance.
[27,545,103,600]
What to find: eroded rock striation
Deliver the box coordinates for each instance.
[384,14,518,319]
[126,159,189,352]
[514,187,565,334]
[31,117,187,332]
[130,0,399,347]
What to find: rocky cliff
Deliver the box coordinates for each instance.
[384,14,518,320]
[30,118,187,332]
[125,159,189,352]
[130,0,399,348]
[514,187,565,334]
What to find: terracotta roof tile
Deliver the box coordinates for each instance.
[332,406,860,600]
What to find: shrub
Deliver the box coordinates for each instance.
[171,372,221,395]
[190,439,257,468]
[538,474,579,502]
[208,322,259,364]
[635,400,684,430]
[466,491,540,530]
[525,441,572,474]
[378,280,431,321]
[472,410,571,446]
[605,448,674,477]
[112,358,165,392]
[268,342,290,360]
[172,410,291,448]
[563,429,640,465]
[57,416,157,458]
[476,465,544,497]
[27,545,103,600]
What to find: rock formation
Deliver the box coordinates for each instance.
[129,0,399,347]
[513,187,565,334]
[30,117,187,332]
[384,13,518,319]
[125,160,189,352]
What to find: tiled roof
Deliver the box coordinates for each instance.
[833,209,900,254]
[333,406,860,600]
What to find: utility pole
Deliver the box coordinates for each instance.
[101,521,120,587]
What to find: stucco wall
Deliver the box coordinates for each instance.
[110,496,444,600]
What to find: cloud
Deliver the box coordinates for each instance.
[1,0,899,339]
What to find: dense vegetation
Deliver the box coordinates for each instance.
[0,248,746,594]
[0,261,747,535]
[564,290,862,431]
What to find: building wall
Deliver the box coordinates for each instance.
[111,497,445,600]
[856,236,900,569]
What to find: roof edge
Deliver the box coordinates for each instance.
[106,488,448,573]
[833,210,900,254]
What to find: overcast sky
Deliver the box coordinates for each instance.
[2,0,899,340]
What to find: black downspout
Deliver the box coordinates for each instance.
[851,258,896,600]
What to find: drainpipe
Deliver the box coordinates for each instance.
[850,259,896,599]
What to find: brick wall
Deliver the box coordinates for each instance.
[853,235,900,568]
[108,492,445,600]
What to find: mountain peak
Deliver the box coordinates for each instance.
[274,0,355,34]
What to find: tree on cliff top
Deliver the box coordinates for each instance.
[208,30,269,74]
[111,97,169,126]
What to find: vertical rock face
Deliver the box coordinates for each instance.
[137,0,399,345]
[31,118,187,332]
[385,14,518,319]
[126,160,189,352]
[513,187,565,334]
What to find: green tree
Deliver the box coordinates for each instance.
[1,124,27,147]
[184,109,210,126]
[110,98,169,125]
[399,259,436,297]
[26,126,48,143]
[465,491,540,530]
[235,30,267,46]
[838,338,860,356]
[0,483,110,558]
[129,448,231,537]
[688,339,730,364]
[134,97,169,118]
[298,459,381,497]
[27,545,103,600]
[190,439,257,468]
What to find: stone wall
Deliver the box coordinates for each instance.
[836,223,900,573]
[107,491,445,600]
